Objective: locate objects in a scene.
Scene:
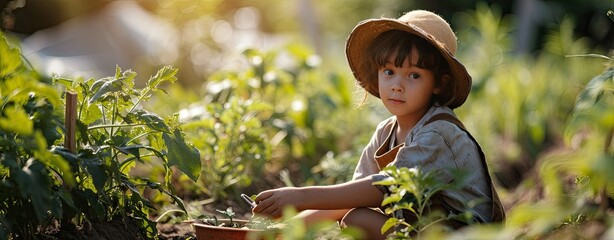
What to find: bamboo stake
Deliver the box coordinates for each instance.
[64,91,77,153]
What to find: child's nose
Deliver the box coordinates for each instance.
[391,79,403,92]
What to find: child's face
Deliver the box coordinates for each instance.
[377,50,440,120]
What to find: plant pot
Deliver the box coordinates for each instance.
[193,219,275,240]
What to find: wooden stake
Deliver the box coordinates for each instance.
[64,91,77,153]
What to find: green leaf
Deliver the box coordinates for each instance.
[0,34,22,78]
[32,82,62,108]
[88,77,125,103]
[125,110,170,133]
[163,129,201,181]
[566,66,614,141]
[0,105,33,135]
[116,145,143,158]
[82,104,103,125]
[72,188,106,221]
[33,132,75,186]
[52,146,79,168]
[381,217,399,234]
[382,194,402,206]
[572,67,614,112]
[373,178,396,186]
[79,149,109,192]
[146,65,178,90]
[13,159,56,222]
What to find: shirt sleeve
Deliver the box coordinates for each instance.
[352,119,392,180]
[352,131,381,180]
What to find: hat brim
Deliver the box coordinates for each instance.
[346,19,472,109]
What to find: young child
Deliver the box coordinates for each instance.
[252,10,505,239]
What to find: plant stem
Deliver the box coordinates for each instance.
[124,131,153,145]
[119,153,157,172]
[128,86,151,113]
[155,209,187,222]
[88,123,146,130]
[565,54,612,60]
[110,98,117,138]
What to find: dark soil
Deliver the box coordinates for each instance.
[36,217,149,240]
[30,216,197,240]
[157,222,196,240]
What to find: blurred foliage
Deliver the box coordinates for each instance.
[454,3,606,188]
[0,29,201,238]
[146,3,613,239]
[146,45,374,202]
[147,0,611,90]
[182,97,272,200]
[0,32,67,239]
[1,0,613,239]
[247,207,364,240]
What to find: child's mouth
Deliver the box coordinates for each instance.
[389,98,405,104]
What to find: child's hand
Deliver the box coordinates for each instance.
[252,187,302,219]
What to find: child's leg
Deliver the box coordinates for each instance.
[340,207,391,240]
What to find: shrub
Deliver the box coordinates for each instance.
[0,32,201,239]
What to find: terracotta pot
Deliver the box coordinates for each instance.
[193,219,275,240]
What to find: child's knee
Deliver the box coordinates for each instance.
[341,208,374,227]
[340,208,390,240]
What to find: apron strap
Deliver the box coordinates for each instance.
[424,113,506,222]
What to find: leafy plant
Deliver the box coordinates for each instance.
[196,207,240,227]
[204,47,361,174]
[0,30,201,238]
[0,32,68,239]
[454,11,613,240]
[373,166,473,239]
[51,65,201,238]
[454,3,604,190]
[182,97,272,200]
[491,51,613,240]
[564,52,613,201]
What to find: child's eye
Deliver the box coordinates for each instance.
[409,73,421,79]
[383,69,393,75]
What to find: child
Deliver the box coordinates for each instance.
[252,10,505,239]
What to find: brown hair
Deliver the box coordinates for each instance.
[358,30,453,106]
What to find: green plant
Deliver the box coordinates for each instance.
[182,97,272,200]
[51,65,201,238]
[454,3,603,190]
[493,50,613,240]
[0,29,201,238]
[373,166,473,239]
[564,52,613,208]
[198,207,239,227]
[205,47,361,173]
[0,32,69,239]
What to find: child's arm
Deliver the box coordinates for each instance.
[252,176,384,218]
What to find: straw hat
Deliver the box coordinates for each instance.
[346,10,471,109]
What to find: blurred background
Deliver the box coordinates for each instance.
[2,0,612,86]
[2,0,613,220]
